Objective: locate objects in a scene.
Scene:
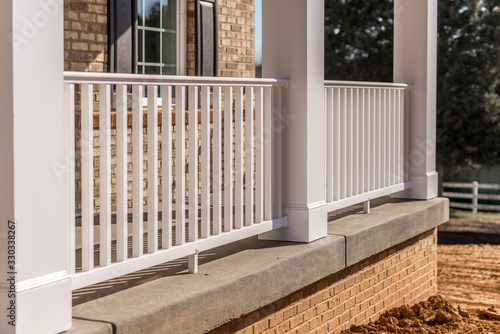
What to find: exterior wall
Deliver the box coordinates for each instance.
[64,0,255,77]
[209,229,438,334]
[218,0,256,77]
[66,0,255,215]
[64,0,108,72]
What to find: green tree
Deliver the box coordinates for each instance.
[436,0,500,171]
[324,0,500,173]
[324,0,394,82]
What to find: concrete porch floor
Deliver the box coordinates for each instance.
[66,197,448,334]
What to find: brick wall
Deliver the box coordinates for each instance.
[209,228,439,334]
[218,0,256,77]
[64,0,108,72]
[187,0,197,76]
[64,0,255,77]
[186,0,255,77]
[66,0,255,215]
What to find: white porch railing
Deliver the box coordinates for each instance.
[64,72,288,290]
[324,81,412,212]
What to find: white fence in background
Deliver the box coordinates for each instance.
[64,72,288,290]
[443,181,500,213]
[324,81,412,211]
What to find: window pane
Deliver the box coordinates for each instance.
[145,0,161,28]
[162,65,176,75]
[138,0,144,26]
[162,0,176,31]
[145,66,161,75]
[162,31,176,68]
[145,30,160,63]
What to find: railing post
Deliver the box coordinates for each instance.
[259,0,327,242]
[0,1,72,333]
[393,0,438,199]
[472,181,479,213]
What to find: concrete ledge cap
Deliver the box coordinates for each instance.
[328,197,449,266]
[68,198,448,334]
[69,235,345,334]
[68,318,113,334]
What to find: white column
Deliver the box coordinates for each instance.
[259,0,327,242]
[0,0,72,333]
[393,0,438,199]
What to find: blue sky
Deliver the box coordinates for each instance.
[256,0,262,65]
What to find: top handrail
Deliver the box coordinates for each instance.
[64,71,290,88]
[324,80,412,89]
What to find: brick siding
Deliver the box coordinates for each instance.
[218,0,256,77]
[64,0,108,72]
[65,0,255,215]
[64,0,255,77]
[209,228,439,334]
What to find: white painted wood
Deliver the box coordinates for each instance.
[360,89,365,194]
[397,89,402,183]
[444,181,500,213]
[99,84,112,267]
[273,87,283,218]
[442,192,474,199]
[370,89,376,191]
[394,0,438,199]
[175,86,186,245]
[363,199,370,214]
[245,87,254,226]
[132,85,144,258]
[334,88,341,201]
[392,90,396,185]
[260,0,326,242]
[188,86,199,242]
[405,89,410,182]
[377,89,382,190]
[254,87,264,223]
[234,87,244,229]
[353,89,359,196]
[4,3,72,330]
[325,182,411,213]
[65,83,76,275]
[161,86,173,249]
[81,84,94,272]
[382,89,388,188]
[326,88,334,203]
[346,88,353,198]
[64,71,289,87]
[324,80,410,88]
[147,85,159,253]
[388,89,393,186]
[263,86,272,221]
[71,216,287,290]
[213,87,223,234]
[363,89,370,193]
[116,85,128,262]
[340,88,347,200]
[272,87,283,218]
[188,252,199,274]
[201,86,211,237]
[442,182,475,188]
[224,87,233,232]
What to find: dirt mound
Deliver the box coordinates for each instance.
[342,295,500,333]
